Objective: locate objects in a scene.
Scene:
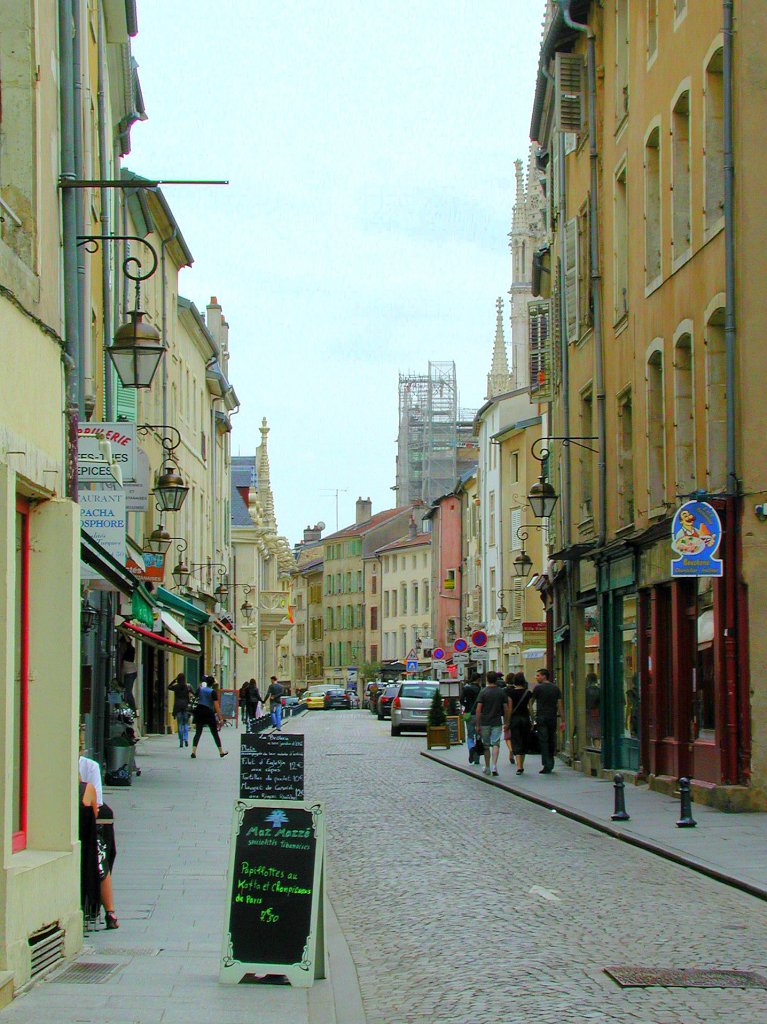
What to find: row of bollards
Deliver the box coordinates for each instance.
[610,773,697,828]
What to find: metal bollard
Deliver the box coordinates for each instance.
[611,773,630,821]
[676,777,697,828]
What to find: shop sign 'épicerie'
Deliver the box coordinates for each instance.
[670,500,723,578]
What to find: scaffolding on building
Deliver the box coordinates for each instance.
[396,361,459,506]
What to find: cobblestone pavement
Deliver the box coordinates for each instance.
[305,710,767,1024]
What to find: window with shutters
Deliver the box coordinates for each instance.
[671,88,691,265]
[644,125,662,288]
[511,579,524,623]
[704,48,724,236]
[510,507,522,549]
[371,572,377,595]
[556,53,584,135]
[578,200,591,331]
[579,386,594,520]
[673,329,695,497]
[674,0,687,27]
[705,306,726,492]
[617,389,635,527]
[646,344,666,512]
[383,591,390,618]
[413,583,419,614]
[647,0,658,65]
[370,644,378,662]
[529,300,554,401]
[509,451,519,484]
[489,492,496,547]
[614,162,629,321]
[615,0,629,122]
[423,580,430,612]
[401,583,408,614]
[550,134,560,228]
[564,218,579,342]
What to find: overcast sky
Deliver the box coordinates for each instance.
[129,1,544,544]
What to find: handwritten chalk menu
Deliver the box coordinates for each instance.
[240,733,304,800]
[219,800,326,987]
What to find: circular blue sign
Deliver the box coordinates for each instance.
[432,647,445,661]
[453,638,468,653]
[471,630,488,648]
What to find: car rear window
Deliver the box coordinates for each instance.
[326,689,345,696]
[400,684,439,699]
[383,685,399,697]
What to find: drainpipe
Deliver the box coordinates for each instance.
[97,6,113,420]
[59,0,79,498]
[72,0,86,419]
[559,0,606,547]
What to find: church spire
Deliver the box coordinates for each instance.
[486,297,513,399]
[257,417,277,528]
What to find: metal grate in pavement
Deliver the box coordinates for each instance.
[93,946,161,957]
[49,961,123,984]
[604,967,767,989]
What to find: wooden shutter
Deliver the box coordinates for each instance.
[556,53,584,133]
[528,300,554,402]
[115,377,137,422]
[564,217,579,341]
[510,507,522,547]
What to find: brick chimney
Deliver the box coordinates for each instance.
[303,523,323,544]
[408,514,417,540]
[356,496,372,524]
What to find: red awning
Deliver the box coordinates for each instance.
[212,618,249,652]
[118,620,202,658]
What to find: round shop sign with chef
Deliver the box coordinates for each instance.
[670,500,723,577]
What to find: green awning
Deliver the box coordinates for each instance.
[154,586,210,626]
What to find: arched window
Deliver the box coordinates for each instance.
[644,126,662,287]
[646,344,666,511]
[705,305,726,491]
[673,329,695,497]
[671,89,691,262]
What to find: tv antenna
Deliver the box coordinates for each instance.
[319,489,348,531]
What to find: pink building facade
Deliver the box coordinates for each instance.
[426,494,463,652]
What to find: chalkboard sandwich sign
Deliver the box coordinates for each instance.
[219,799,326,987]
[240,733,305,800]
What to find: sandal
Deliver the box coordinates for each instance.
[105,911,119,930]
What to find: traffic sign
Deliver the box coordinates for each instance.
[471,629,488,648]
[453,652,469,665]
[472,650,489,666]
[406,647,417,661]
[454,638,468,653]
[432,648,445,661]
[406,659,418,673]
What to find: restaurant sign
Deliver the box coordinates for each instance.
[671,500,723,577]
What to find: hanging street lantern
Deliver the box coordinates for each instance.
[154,462,189,513]
[108,309,165,389]
[528,474,559,519]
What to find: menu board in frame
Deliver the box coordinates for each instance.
[219,800,326,988]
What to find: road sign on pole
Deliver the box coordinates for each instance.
[406,659,418,674]
[471,629,488,648]
[432,648,445,661]
[454,638,468,653]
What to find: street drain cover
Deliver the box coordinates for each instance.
[50,961,124,984]
[604,967,767,990]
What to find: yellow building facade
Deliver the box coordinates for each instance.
[531,0,766,805]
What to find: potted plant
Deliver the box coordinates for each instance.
[426,687,451,750]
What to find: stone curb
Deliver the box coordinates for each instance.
[421,750,767,903]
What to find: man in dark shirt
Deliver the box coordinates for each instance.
[475,672,511,777]
[532,668,564,773]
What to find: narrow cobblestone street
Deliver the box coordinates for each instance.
[308,711,767,1024]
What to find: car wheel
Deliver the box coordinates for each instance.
[390,723,402,737]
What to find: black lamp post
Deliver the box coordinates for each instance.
[77,234,165,389]
[527,436,599,519]
[81,596,99,632]
[240,586,255,625]
[169,539,189,588]
[137,425,189,513]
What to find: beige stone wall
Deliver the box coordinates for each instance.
[379,541,431,662]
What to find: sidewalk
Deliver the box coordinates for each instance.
[2,719,365,1024]
[422,741,767,900]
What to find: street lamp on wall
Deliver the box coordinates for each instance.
[77,234,165,389]
[137,424,189,513]
[169,539,189,588]
[527,436,599,519]
[511,524,547,579]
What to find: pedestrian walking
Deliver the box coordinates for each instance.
[121,641,137,711]
[474,671,511,777]
[78,771,118,929]
[190,675,228,759]
[245,678,263,727]
[169,672,193,748]
[531,668,564,774]
[266,675,284,731]
[506,672,533,775]
[461,675,481,763]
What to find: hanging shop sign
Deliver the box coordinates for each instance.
[522,621,547,647]
[80,487,126,581]
[127,548,166,584]
[671,500,723,578]
[124,448,151,512]
[78,422,136,481]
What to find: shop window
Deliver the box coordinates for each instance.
[646,345,666,511]
[644,126,662,287]
[673,331,695,497]
[694,578,716,740]
[671,89,691,263]
[705,306,726,492]
[583,605,601,751]
[615,0,629,120]
[620,596,639,741]
[13,498,30,852]
[617,390,634,527]
[704,47,725,234]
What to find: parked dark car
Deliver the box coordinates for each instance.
[324,688,351,710]
[376,684,399,720]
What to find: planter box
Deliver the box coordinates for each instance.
[426,724,451,750]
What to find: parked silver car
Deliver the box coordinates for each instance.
[390,680,441,736]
